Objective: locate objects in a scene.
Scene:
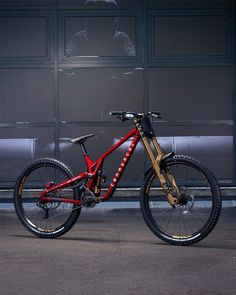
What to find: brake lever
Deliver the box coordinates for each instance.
[117,115,128,122]
[151,112,162,119]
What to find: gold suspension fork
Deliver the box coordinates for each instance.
[142,136,179,206]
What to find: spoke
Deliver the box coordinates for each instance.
[144,158,217,242]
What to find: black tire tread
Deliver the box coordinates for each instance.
[14,158,81,238]
[140,155,222,246]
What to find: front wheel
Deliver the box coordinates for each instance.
[140,155,222,246]
[14,158,82,238]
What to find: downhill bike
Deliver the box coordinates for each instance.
[14,111,222,246]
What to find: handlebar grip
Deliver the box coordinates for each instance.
[109,111,125,116]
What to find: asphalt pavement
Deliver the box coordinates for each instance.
[0,205,236,295]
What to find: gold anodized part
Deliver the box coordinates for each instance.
[141,136,178,206]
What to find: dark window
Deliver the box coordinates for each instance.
[0,17,47,58]
[154,16,225,56]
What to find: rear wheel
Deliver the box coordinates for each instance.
[14,158,81,238]
[140,155,221,246]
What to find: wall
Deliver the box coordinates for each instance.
[0,0,235,188]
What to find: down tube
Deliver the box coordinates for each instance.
[101,133,140,201]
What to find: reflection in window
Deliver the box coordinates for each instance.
[65,16,136,57]
[0,131,54,182]
[65,0,136,57]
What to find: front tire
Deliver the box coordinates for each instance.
[14,158,81,238]
[140,155,221,246]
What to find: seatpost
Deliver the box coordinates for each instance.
[80,143,88,156]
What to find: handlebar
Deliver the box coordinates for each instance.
[109,111,161,121]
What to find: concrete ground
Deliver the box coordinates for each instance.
[0,205,236,295]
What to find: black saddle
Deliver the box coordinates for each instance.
[70,134,94,145]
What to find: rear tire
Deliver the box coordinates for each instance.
[140,155,221,246]
[14,158,81,238]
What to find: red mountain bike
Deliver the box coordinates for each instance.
[14,111,221,246]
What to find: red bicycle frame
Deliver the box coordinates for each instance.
[41,128,140,205]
